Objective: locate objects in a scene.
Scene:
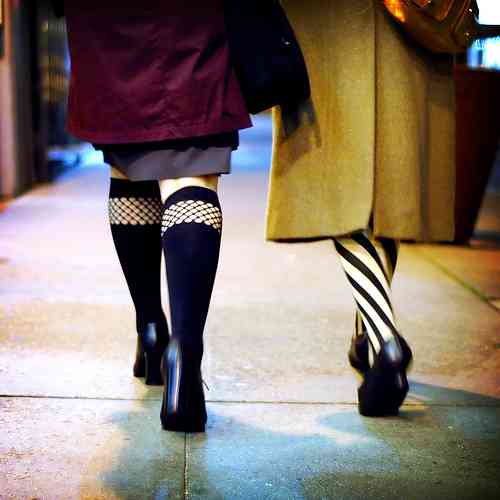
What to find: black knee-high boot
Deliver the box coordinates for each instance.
[159,186,222,432]
[333,232,412,416]
[108,178,169,385]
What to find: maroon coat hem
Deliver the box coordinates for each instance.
[64,2,252,145]
[67,115,253,144]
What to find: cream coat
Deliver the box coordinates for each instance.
[266,0,455,242]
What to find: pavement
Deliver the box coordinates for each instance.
[1,115,500,499]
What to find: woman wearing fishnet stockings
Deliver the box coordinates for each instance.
[57,1,252,433]
[109,167,223,432]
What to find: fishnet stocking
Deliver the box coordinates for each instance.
[161,200,222,236]
[109,197,163,225]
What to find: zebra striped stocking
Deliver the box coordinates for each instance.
[354,237,399,338]
[334,233,400,357]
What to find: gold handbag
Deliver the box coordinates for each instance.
[384,0,500,53]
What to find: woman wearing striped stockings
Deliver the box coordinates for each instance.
[266,0,455,416]
[334,234,413,415]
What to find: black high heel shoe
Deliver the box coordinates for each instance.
[133,319,169,386]
[348,329,413,375]
[160,338,207,433]
[358,336,411,416]
[348,323,413,416]
[348,332,371,375]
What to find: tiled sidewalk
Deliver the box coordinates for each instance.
[1,144,499,498]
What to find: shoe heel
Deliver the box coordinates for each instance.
[160,339,207,433]
[136,321,168,385]
[348,334,369,375]
[358,361,409,417]
[144,349,163,386]
[133,358,145,378]
[161,400,206,433]
[133,334,146,377]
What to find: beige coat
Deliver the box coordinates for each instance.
[266,0,455,242]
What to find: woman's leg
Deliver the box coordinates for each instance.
[159,175,222,432]
[333,232,411,416]
[108,167,168,383]
[334,232,399,352]
[377,237,399,284]
[352,237,400,360]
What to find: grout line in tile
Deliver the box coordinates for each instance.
[0,393,162,401]
[183,433,190,500]
[414,246,491,303]
[0,394,498,407]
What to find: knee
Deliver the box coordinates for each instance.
[159,175,219,204]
